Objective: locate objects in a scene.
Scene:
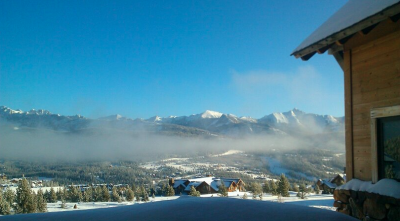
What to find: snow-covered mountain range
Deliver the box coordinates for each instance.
[0,106,344,137]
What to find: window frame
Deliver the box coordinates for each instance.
[370,105,400,183]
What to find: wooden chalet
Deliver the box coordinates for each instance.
[292,0,400,219]
[170,177,245,195]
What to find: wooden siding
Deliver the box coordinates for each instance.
[344,21,400,181]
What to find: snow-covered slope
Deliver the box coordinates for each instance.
[259,108,344,134]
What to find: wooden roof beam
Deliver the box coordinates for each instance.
[389,13,400,22]
[317,43,334,54]
[300,51,316,61]
[335,34,355,46]
[359,23,379,35]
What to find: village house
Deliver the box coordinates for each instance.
[292,0,400,219]
[316,174,346,194]
[170,177,245,195]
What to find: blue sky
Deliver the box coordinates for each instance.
[0,0,347,119]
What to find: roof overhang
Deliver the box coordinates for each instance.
[292,0,400,61]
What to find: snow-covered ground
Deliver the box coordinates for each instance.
[45,192,334,213]
[46,196,180,213]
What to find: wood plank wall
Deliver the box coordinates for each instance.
[344,21,400,181]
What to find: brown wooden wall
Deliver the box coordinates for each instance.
[343,20,400,181]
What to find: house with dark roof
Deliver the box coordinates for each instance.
[292,0,400,219]
[170,177,245,195]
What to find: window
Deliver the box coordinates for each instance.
[371,106,400,183]
[377,116,400,181]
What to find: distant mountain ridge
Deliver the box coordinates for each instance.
[0,106,344,138]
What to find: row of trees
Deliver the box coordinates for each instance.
[0,179,168,216]
[248,174,313,200]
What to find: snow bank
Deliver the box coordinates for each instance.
[337,179,400,199]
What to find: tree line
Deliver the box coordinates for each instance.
[0,178,179,216]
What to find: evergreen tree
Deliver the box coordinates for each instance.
[56,188,63,201]
[166,185,175,196]
[314,184,320,194]
[48,187,57,203]
[67,185,82,202]
[189,186,200,197]
[4,188,15,208]
[277,174,290,197]
[125,187,134,202]
[0,191,11,215]
[102,185,110,202]
[270,180,278,195]
[62,187,68,202]
[218,181,228,197]
[44,190,50,203]
[15,178,35,214]
[94,186,103,202]
[250,183,262,200]
[263,181,270,193]
[111,187,120,202]
[135,193,141,202]
[161,184,168,196]
[292,183,299,192]
[140,185,149,202]
[297,183,309,199]
[29,191,37,213]
[36,189,47,213]
[241,193,248,199]
[83,187,93,202]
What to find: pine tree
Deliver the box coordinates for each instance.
[125,187,134,201]
[48,187,57,203]
[140,185,149,202]
[166,185,175,196]
[15,178,35,214]
[111,187,120,202]
[250,183,262,200]
[277,174,290,197]
[94,186,103,202]
[36,189,47,213]
[83,187,93,202]
[218,181,228,197]
[263,181,270,193]
[270,180,278,195]
[44,190,50,203]
[67,185,82,202]
[4,188,15,208]
[0,191,11,215]
[28,191,37,213]
[297,183,309,199]
[314,184,320,194]
[292,183,299,192]
[189,186,200,197]
[102,185,110,202]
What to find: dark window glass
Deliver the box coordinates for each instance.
[378,116,400,181]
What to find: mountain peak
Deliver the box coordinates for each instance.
[147,116,162,122]
[200,110,223,119]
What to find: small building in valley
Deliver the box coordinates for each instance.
[170,177,245,195]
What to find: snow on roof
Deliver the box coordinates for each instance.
[322,180,337,189]
[292,0,400,56]
[173,180,187,189]
[337,178,400,199]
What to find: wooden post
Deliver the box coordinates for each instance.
[344,49,354,181]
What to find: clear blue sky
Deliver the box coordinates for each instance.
[0,0,347,119]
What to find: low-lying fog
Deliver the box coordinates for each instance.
[0,124,344,162]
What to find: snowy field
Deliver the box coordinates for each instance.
[45,192,334,213]
[46,196,179,213]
